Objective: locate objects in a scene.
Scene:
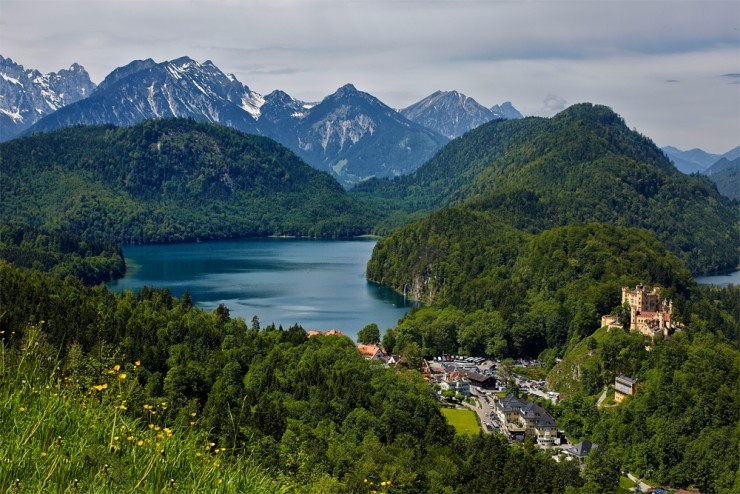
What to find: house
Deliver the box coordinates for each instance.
[440,373,471,398]
[464,371,496,389]
[307,329,346,338]
[357,344,385,360]
[566,439,599,461]
[493,393,558,446]
[614,375,637,403]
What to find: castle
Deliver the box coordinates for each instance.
[621,284,675,337]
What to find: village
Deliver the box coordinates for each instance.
[305,284,690,492]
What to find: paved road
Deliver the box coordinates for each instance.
[627,473,653,492]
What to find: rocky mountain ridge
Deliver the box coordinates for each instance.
[5,55,521,186]
[0,55,96,139]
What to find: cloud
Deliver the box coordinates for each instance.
[540,95,567,116]
[1,0,738,151]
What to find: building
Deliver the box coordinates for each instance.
[566,439,599,462]
[357,344,385,360]
[463,371,496,389]
[614,375,637,403]
[622,285,676,337]
[493,393,558,447]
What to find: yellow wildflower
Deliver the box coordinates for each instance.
[119,404,127,410]
[113,365,121,372]
[134,361,141,366]
[137,440,143,447]
[126,436,134,441]
[118,373,126,380]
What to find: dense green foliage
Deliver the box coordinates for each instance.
[704,157,740,201]
[2,333,284,493]
[0,261,582,493]
[550,318,740,494]
[1,119,376,243]
[371,214,694,358]
[0,223,125,285]
[355,104,738,274]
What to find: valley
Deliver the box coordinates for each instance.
[1,51,737,494]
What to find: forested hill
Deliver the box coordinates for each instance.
[354,103,738,274]
[1,119,376,243]
[369,214,695,358]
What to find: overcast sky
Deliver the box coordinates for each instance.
[2,0,738,152]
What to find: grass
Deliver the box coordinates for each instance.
[619,475,637,490]
[441,408,480,436]
[513,366,548,381]
[0,327,286,493]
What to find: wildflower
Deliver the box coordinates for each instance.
[113,365,121,372]
[213,462,220,468]
[190,421,196,426]
[135,361,141,366]
[157,433,164,441]
[218,479,223,485]
[40,452,47,457]
[19,407,26,413]
[113,436,119,441]
[92,384,107,392]
[137,440,143,447]
[190,412,197,417]
[127,436,133,441]
[118,373,126,380]
[196,453,202,457]
[148,424,154,429]
[119,404,127,410]
[154,426,161,431]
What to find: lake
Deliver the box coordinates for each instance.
[695,269,740,287]
[107,238,416,340]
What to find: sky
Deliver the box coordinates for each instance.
[2,0,738,153]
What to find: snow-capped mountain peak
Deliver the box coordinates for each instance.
[0,55,96,139]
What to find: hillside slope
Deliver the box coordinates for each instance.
[355,104,738,274]
[1,119,375,242]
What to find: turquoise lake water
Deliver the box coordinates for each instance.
[107,238,417,340]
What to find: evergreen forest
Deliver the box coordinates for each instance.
[1,105,738,493]
[1,119,376,243]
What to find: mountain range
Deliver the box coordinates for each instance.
[661,145,740,200]
[0,55,96,139]
[1,55,521,187]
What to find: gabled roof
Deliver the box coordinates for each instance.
[569,439,598,457]
[357,344,383,357]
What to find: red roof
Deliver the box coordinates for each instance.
[357,344,382,357]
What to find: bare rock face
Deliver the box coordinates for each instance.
[0,55,96,139]
[402,90,522,139]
